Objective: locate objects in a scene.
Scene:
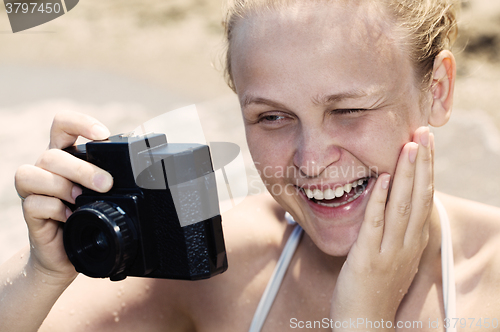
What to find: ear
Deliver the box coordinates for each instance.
[428,50,456,127]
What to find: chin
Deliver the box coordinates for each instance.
[307,220,363,257]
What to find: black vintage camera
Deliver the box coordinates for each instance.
[63,133,228,281]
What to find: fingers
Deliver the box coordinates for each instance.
[404,128,434,245]
[35,149,113,193]
[49,110,110,149]
[381,142,418,249]
[15,164,82,204]
[357,173,391,252]
[22,195,69,235]
[378,126,433,250]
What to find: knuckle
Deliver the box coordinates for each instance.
[22,195,38,216]
[420,149,432,163]
[396,202,412,218]
[23,195,63,221]
[421,185,434,207]
[372,215,385,228]
[403,168,414,179]
[35,149,59,169]
[14,164,32,187]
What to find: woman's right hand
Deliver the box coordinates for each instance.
[14,110,114,283]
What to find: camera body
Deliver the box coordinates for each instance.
[63,133,228,281]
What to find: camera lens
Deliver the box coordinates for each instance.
[63,201,137,278]
[81,229,109,260]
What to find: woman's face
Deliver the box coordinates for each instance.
[231,2,430,256]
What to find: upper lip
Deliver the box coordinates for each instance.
[297,177,370,191]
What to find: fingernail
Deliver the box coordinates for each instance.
[409,144,418,164]
[91,124,110,140]
[65,207,72,219]
[71,185,82,201]
[381,174,390,190]
[420,128,429,147]
[93,172,113,191]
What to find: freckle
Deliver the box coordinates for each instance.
[20,254,24,259]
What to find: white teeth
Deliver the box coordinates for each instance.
[302,178,368,202]
[316,187,365,208]
[313,189,324,200]
[324,188,335,199]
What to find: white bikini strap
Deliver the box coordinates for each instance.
[248,213,303,332]
[434,195,457,332]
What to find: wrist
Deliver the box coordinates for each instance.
[26,254,78,288]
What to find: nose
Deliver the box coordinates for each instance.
[293,130,342,178]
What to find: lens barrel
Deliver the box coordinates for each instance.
[63,201,137,279]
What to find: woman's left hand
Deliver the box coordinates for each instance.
[331,126,434,329]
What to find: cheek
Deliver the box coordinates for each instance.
[344,113,412,175]
[246,128,293,184]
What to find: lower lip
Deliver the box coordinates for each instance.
[299,177,377,219]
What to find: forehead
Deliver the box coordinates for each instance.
[230,1,414,101]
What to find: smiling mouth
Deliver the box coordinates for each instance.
[300,177,370,208]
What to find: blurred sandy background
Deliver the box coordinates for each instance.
[1,0,499,264]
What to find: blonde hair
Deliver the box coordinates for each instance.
[222,0,459,92]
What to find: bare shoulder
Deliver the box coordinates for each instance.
[438,192,500,261]
[438,192,500,313]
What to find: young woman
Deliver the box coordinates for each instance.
[3,0,500,331]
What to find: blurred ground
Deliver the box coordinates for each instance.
[0,0,499,264]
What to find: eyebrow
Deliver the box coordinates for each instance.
[241,89,373,109]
